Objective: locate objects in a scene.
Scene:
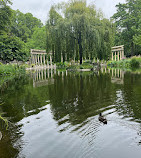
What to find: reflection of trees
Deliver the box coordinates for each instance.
[49,72,116,129]
[116,72,141,121]
[0,74,51,158]
[0,74,50,122]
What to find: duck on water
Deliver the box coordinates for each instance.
[98,113,107,124]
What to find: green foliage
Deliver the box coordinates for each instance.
[0,33,29,62]
[46,0,114,64]
[11,10,43,42]
[0,2,44,63]
[0,64,25,76]
[130,58,140,68]
[26,26,46,50]
[107,57,141,69]
[0,0,12,33]
[112,0,141,56]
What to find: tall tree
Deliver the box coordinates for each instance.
[46,0,114,64]
[112,0,141,56]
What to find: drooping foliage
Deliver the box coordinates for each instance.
[112,0,141,57]
[46,0,115,64]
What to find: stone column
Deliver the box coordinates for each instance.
[117,51,119,61]
[40,55,42,65]
[50,55,52,66]
[120,51,122,60]
[122,49,124,59]
[38,55,40,65]
[35,55,37,65]
[43,55,45,65]
[112,52,113,61]
[115,52,116,61]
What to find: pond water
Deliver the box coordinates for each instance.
[0,68,141,158]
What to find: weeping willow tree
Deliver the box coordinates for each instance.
[46,0,115,64]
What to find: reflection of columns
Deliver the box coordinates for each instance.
[51,69,53,78]
[115,69,116,77]
[47,69,49,78]
[120,69,122,78]
[66,70,68,76]
[44,69,46,80]
[118,69,119,78]
[112,69,113,77]
[105,68,106,73]
[112,52,113,61]
[41,69,43,80]
[115,52,116,61]
[39,70,41,80]
[58,71,60,76]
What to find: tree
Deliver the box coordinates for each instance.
[112,0,141,56]
[0,0,12,34]
[46,0,114,64]
[11,10,43,42]
[26,26,46,50]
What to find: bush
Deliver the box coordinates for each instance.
[130,58,140,68]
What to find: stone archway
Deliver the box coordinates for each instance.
[111,45,124,61]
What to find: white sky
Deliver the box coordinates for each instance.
[11,0,126,24]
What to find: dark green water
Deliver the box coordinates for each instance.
[0,69,141,158]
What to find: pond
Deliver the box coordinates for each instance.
[0,68,141,158]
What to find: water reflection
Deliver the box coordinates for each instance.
[0,68,141,157]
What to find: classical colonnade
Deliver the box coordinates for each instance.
[31,49,53,67]
[111,45,124,61]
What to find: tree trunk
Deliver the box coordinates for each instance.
[78,32,82,65]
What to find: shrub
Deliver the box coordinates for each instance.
[130,58,140,68]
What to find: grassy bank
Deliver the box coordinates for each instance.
[107,56,141,69]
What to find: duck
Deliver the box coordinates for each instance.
[98,113,107,124]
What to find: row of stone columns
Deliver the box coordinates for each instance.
[112,50,124,61]
[31,54,52,66]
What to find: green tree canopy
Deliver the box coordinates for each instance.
[112,0,141,56]
[46,0,114,64]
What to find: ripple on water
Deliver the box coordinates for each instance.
[14,103,141,158]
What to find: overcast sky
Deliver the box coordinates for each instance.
[11,0,126,24]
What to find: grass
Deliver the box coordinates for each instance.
[56,61,93,71]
